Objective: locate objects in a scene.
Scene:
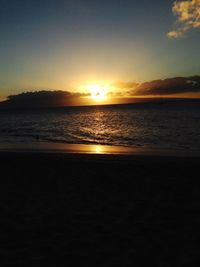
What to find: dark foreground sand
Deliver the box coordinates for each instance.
[0,151,200,266]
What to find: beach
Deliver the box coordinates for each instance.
[0,144,200,265]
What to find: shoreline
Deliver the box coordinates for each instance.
[0,141,200,158]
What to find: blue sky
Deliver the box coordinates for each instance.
[0,0,200,97]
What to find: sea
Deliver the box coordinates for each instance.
[0,101,200,151]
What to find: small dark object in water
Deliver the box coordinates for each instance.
[36,135,40,140]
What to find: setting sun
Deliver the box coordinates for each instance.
[87,84,108,101]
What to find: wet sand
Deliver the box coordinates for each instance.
[1,141,200,157]
[0,146,200,265]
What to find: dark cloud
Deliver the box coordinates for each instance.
[0,90,89,109]
[132,76,200,96]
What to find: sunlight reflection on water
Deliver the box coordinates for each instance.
[0,105,200,152]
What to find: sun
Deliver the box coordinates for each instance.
[87,84,108,101]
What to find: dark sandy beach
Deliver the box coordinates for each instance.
[0,147,200,265]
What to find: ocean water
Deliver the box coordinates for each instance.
[0,103,200,151]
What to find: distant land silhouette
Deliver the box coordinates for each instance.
[0,76,200,110]
[0,91,89,110]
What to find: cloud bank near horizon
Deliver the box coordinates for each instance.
[168,0,200,38]
[132,76,200,96]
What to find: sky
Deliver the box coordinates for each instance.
[0,0,200,100]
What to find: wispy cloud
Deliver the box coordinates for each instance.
[168,0,200,38]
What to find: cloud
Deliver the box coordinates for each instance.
[0,90,89,109]
[132,76,200,96]
[168,0,200,38]
[109,81,139,97]
[0,96,6,102]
